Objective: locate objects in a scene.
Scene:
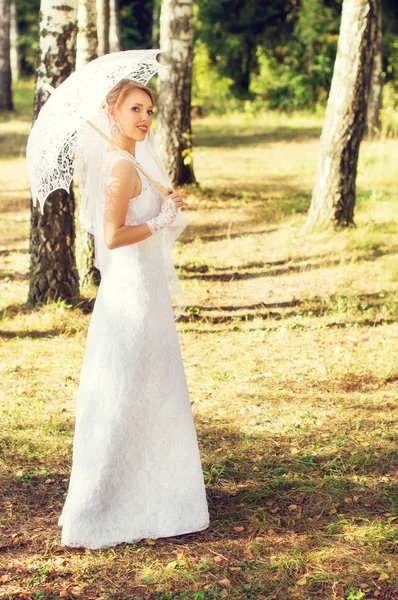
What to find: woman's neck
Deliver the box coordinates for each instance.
[108,135,136,157]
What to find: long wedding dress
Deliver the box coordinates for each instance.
[58,151,210,549]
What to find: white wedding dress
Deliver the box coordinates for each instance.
[58,151,210,549]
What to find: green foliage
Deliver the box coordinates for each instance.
[15,0,40,76]
[195,0,290,98]
[119,0,154,50]
[192,41,238,114]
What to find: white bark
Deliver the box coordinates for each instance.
[366,3,383,137]
[96,0,109,56]
[306,0,380,229]
[76,0,98,69]
[34,0,78,114]
[156,0,195,185]
[109,0,121,52]
[29,0,79,305]
[10,0,18,82]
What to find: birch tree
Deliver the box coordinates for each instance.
[28,0,79,306]
[76,0,101,287]
[0,0,13,111]
[306,0,381,229]
[10,0,18,82]
[109,0,121,53]
[96,0,109,56]
[156,0,196,185]
[365,3,383,138]
[76,0,98,69]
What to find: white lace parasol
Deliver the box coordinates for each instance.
[26,49,166,210]
[26,49,188,320]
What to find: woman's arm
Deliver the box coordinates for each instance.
[103,159,188,250]
[103,160,152,250]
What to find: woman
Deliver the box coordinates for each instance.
[57,79,210,549]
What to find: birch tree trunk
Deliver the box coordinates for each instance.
[96,0,109,56]
[76,0,98,68]
[109,0,121,52]
[365,3,383,138]
[10,0,18,83]
[76,0,101,287]
[28,0,79,306]
[0,0,13,111]
[306,0,380,229]
[156,0,196,185]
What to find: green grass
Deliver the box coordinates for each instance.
[0,81,397,599]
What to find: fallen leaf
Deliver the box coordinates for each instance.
[315,482,325,489]
[0,574,11,582]
[267,528,275,536]
[288,504,298,511]
[378,573,389,581]
[144,538,156,545]
[252,466,260,472]
[290,448,299,455]
[297,576,308,586]
[233,526,244,532]
[219,578,231,587]
[329,508,337,514]
[344,497,353,504]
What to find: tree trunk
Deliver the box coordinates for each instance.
[0,0,13,111]
[96,0,109,56]
[365,3,383,138]
[10,0,18,83]
[156,0,196,186]
[306,0,380,229]
[28,0,79,306]
[76,0,98,68]
[109,0,121,52]
[76,0,101,287]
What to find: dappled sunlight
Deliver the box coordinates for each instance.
[1,104,397,599]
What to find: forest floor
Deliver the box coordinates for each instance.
[0,82,397,600]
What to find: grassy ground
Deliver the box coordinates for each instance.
[0,82,397,600]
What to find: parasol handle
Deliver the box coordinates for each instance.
[43,83,166,193]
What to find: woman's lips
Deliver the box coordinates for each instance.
[137,125,148,133]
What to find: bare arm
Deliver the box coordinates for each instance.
[103,160,152,250]
[103,159,188,250]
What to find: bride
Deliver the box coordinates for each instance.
[57,78,210,549]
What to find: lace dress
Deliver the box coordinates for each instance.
[57,151,210,549]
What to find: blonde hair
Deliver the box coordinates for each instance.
[106,79,154,113]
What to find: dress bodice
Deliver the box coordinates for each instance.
[98,150,162,227]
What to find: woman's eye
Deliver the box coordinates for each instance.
[148,110,153,115]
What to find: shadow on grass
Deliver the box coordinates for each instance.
[193,126,322,148]
[1,377,397,597]
[179,247,398,281]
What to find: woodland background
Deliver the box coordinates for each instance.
[1,1,398,599]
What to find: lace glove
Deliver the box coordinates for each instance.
[145,197,177,235]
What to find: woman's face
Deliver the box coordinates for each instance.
[110,88,154,141]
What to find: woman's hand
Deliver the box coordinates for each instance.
[161,188,188,211]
